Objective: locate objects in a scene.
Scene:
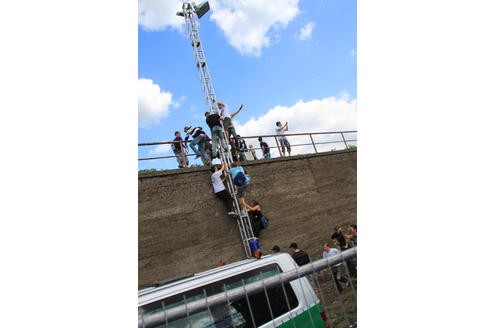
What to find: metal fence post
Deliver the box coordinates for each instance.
[340,132,349,149]
[309,133,318,153]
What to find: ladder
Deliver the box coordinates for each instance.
[178,2,258,258]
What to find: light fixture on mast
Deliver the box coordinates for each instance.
[176,1,210,19]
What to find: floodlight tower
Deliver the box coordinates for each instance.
[177,2,258,258]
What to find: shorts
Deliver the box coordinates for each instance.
[236,185,246,198]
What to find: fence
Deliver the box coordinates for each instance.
[138,247,357,328]
[138,131,357,171]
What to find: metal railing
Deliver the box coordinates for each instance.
[138,247,357,328]
[138,130,357,171]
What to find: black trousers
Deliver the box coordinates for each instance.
[215,190,234,212]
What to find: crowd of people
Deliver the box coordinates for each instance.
[170,100,291,169]
[265,224,357,294]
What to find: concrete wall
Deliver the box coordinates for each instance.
[138,150,356,289]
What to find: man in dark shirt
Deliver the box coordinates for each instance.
[205,111,227,160]
[258,137,271,159]
[237,135,248,161]
[172,131,188,168]
[331,226,348,250]
[289,242,310,266]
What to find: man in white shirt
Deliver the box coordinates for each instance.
[322,242,343,293]
[275,121,291,156]
[214,99,243,150]
[210,163,235,216]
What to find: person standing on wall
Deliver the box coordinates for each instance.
[172,131,188,168]
[275,121,291,156]
[258,137,271,159]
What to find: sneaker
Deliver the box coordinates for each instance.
[227,211,236,216]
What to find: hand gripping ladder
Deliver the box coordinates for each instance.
[177,2,258,258]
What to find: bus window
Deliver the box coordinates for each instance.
[139,263,298,328]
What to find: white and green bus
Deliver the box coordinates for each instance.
[138,252,328,328]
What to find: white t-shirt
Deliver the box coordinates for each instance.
[276,126,286,140]
[220,105,231,118]
[211,170,226,193]
[323,248,342,267]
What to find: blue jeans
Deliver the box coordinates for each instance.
[263,152,271,159]
[211,125,227,157]
[228,126,239,149]
[189,134,209,164]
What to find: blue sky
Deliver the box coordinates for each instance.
[138,0,356,170]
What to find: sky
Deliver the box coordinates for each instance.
[138,0,357,170]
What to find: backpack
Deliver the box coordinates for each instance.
[261,215,269,229]
[233,171,248,187]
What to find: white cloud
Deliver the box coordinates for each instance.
[349,48,356,57]
[297,22,315,41]
[149,144,170,155]
[234,94,357,156]
[138,78,174,128]
[138,0,184,31]
[209,0,300,57]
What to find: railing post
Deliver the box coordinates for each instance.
[309,134,318,153]
[340,132,349,149]
[274,136,282,157]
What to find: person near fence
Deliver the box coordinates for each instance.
[229,135,239,162]
[331,226,348,251]
[322,242,344,293]
[346,224,357,248]
[332,225,357,278]
[245,200,266,238]
[210,163,236,216]
[258,137,271,159]
[237,135,248,161]
[184,125,210,166]
[205,111,227,160]
[248,144,258,160]
[275,121,291,156]
[289,242,310,266]
[345,224,358,278]
[172,131,188,168]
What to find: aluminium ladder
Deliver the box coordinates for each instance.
[178,2,257,258]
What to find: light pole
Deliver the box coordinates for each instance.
[176,2,258,258]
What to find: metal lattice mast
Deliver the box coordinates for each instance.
[177,2,257,258]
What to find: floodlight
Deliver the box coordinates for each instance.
[194,1,210,19]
